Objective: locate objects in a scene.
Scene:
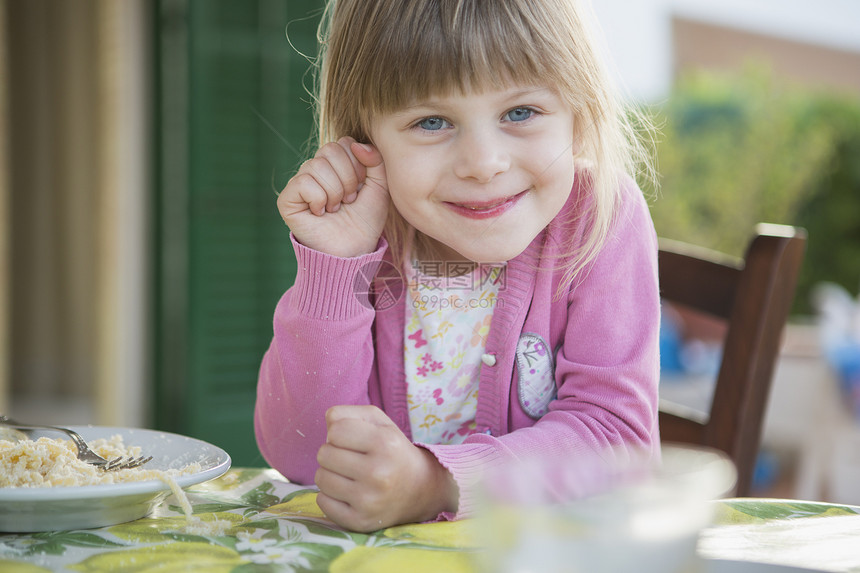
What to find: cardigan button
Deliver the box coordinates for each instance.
[481,353,497,367]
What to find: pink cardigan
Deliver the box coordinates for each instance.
[254,174,661,519]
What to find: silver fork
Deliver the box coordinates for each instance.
[0,415,153,471]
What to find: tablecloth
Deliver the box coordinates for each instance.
[2,467,860,572]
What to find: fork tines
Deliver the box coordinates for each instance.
[103,455,154,471]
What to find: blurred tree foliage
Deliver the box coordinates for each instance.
[645,65,860,314]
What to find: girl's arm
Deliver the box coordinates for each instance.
[257,138,390,484]
[254,236,386,484]
[255,244,460,531]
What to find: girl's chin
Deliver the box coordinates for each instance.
[412,226,533,265]
[441,242,529,265]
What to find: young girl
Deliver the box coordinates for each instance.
[255,0,660,532]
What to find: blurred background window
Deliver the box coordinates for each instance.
[1,0,321,467]
[152,0,319,465]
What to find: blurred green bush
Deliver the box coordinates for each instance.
[645,66,860,315]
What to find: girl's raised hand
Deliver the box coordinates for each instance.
[277,137,389,258]
[315,405,459,532]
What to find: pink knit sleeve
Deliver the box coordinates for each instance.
[254,235,387,484]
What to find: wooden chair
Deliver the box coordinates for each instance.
[658,223,807,496]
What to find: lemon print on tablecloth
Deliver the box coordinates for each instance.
[108,511,245,543]
[0,560,52,573]
[383,519,480,548]
[330,545,475,573]
[68,542,245,573]
[815,506,860,518]
[185,470,242,492]
[716,500,860,524]
[265,491,327,519]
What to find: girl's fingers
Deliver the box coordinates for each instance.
[336,136,369,178]
[275,138,388,257]
[316,491,382,533]
[317,441,366,477]
[326,404,391,427]
[279,171,327,217]
[294,161,342,215]
[299,159,346,214]
[314,139,366,211]
[324,406,400,453]
[349,140,383,168]
[315,491,356,525]
[285,139,367,216]
[324,416,391,454]
[314,464,357,501]
[316,467,385,532]
[349,141,386,190]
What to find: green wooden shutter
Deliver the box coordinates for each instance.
[154,0,322,466]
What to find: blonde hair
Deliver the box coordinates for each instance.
[312,0,654,288]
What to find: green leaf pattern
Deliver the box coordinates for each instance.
[716,498,860,524]
[0,469,476,572]
[2,470,860,572]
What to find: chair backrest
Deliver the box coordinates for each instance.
[658,223,807,496]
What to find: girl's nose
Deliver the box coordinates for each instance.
[453,129,510,183]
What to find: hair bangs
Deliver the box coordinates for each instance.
[359,1,560,118]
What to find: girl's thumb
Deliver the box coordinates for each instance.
[350,141,387,187]
[350,141,383,168]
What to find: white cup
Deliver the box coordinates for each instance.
[476,444,737,573]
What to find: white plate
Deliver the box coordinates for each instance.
[0,426,231,532]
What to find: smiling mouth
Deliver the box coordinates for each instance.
[445,190,528,219]
[455,197,510,210]
[452,190,529,210]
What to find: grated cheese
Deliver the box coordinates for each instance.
[0,435,200,488]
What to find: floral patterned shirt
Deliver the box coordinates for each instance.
[404,261,505,445]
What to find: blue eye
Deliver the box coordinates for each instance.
[506,107,534,122]
[506,107,535,122]
[417,117,449,131]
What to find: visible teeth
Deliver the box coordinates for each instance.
[462,199,505,210]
